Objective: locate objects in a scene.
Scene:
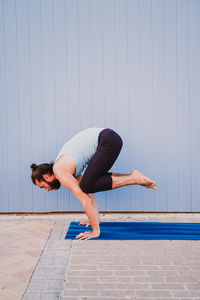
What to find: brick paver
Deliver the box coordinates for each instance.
[0,221,53,300]
[61,237,200,300]
[61,214,200,300]
[1,213,200,300]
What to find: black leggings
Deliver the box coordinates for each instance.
[80,128,123,193]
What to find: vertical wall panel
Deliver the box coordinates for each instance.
[189,0,200,211]
[152,0,168,211]
[0,0,9,212]
[164,0,180,211]
[15,0,33,212]
[176,0,191,211]
[3,0,21,212]
[90,0,105,127]
[29,0,46,212]
[78,0,93,129]
[1,0,200,212]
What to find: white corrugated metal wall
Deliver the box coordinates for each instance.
[0,0,200,212]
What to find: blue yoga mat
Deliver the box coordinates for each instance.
[65,221,200,240]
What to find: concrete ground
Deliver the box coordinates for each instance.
[0,213,200,300]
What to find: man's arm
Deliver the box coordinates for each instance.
[75,176,99,226]
[54,167,100,240]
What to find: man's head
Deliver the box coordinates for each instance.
[30,162,61,191]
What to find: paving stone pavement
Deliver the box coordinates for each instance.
[0,220,54,300]
[1,213,200,300]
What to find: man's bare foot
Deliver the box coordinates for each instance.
[131,170,157,190]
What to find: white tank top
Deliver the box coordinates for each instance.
[56,127,104,176]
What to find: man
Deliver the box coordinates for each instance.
[30,127,157,240]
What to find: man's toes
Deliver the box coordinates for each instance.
[147,182,157,189]
[152,183,157,190]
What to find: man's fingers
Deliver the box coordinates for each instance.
[80,236,90,240]
[75,230,100,241]
[79,221,91,227]
[76,233,85,238]
[76,231,91,239]
[76,234,90,240]
[77,236,86,240]
[76,233,84,239]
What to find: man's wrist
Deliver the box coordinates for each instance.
[93,228,100,234]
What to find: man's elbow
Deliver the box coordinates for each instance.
[72,186,82,198]
[72,186,88,199]
[73,188,93,208]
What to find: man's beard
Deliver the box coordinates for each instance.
[44,178,61,190]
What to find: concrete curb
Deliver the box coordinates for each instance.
[23,220,71,300]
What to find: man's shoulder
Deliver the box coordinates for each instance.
[53,155,76,176]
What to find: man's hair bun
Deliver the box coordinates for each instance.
[30,163,37,171]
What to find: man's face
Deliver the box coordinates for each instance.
[35,179,52,192]
[35,175,61,191]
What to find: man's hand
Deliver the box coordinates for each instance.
[76,230,100,240]
[79,221,91,227]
